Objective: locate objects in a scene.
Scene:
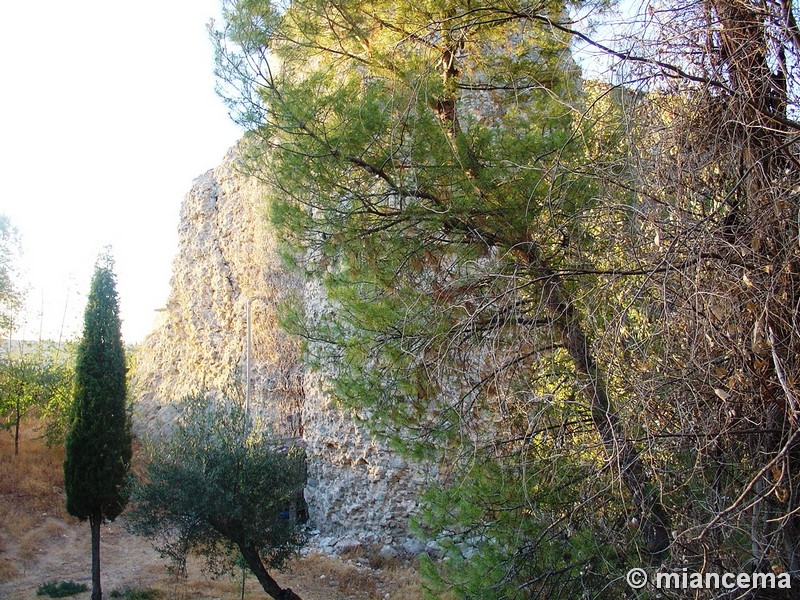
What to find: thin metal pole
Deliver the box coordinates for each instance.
[246,298,252,417]
[245,296,266,419]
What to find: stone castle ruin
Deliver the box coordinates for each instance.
[132,148,427,554]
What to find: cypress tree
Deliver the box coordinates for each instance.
[64,252,131,600]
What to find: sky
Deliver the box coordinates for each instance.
[0,1,243,344]
[0,1,635,345]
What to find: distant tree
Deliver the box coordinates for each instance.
[0,215,23,335]
[0,347,72,455]
[36,350,76,448]
[64,252,131,600]
[128,392,306,600]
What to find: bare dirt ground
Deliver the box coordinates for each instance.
[0,424,422,600]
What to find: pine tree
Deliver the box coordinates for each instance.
[64,252,131,600]
[214,0,669,594]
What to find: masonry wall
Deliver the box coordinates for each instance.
[132,147,427,552]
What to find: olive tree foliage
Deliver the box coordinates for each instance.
[35,347,76,447]
[212,0,677,596]
[127,393,306,600]
[0,216,73,453]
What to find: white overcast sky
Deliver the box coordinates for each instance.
[0,1,634,345]
[1,0,243,343]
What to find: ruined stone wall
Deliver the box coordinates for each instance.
[132,146,427,550]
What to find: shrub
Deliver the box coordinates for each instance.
[36,580,89,597]
[109,587,163,600]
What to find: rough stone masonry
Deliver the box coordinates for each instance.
[131,147,428,554]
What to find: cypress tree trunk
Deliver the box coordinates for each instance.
[90,511,102,600]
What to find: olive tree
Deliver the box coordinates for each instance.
[0,347,72,454]
[128,392,306,600]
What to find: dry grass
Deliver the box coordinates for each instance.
[335,545,422,599]
[295,552,379,598]
[109,553,419,600]
[122,550,422,600]
[0,424,73,583]
[17,517,69,562]
[0,557,18,583]
[0,423,68,519]
[0,422,425,600]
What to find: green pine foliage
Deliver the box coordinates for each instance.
[415,446,629,599]
[213,0,800,595]
[214,0,664,595]
[210,0,684,593]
